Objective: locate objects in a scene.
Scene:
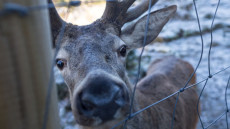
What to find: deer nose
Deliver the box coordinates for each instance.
[76,77,126,121]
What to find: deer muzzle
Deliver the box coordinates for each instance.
[73,73,129,126]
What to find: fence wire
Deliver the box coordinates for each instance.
[0,0,229,129]
[41,0,71,128]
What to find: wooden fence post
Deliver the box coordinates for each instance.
[0,0,60,129]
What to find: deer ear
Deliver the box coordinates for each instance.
[120,5,177,49]
[48,0,66,47]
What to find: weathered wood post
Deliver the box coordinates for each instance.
[0,0,60,129]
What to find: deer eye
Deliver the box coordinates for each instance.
[118,45,127,57]
[56,59,66,70]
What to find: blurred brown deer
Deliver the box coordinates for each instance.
[48,0,199,128]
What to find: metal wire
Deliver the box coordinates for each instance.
[0,1,81,17]
[125,0,153,128]
[205,112,226,129]
[182,0,205,90]
[42,1,72,129]
[41,21,67,129]
[0,0,117,17]
[170,0,209,127]
[171,92,180,129]
[194,0,221,128]
[197,78,209,129]
[225,76,230,129]
[208,0,220,77]
[111,64,230,128]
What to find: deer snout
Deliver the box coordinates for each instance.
[76,76,128,122]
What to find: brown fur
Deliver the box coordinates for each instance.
[76,56,199,129]
[133,56,199,129]
[48,0,199,128]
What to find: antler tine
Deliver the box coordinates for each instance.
[125,0,158,23]
[101,0,119,21]
[101,0,135,25]
[101,0,159,27]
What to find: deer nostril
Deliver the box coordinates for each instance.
[76,76,129,121]
[79,92,96,113]
[105,55,110,63]
[81,100,95,111]
[114,90,125,106]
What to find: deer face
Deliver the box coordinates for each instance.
[56,23,131,126]
[48,0,176,127]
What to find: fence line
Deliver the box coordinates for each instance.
[111,65,230,129]
[42,0,73,129]
[125,0,153,128]
[0,0,229,129]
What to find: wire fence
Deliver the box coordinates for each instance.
[0,0,229,129]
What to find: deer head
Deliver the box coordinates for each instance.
[48,0,177,128]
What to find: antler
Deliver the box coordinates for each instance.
[101,0,158,27]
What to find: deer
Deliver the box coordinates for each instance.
[48,0,199,129]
